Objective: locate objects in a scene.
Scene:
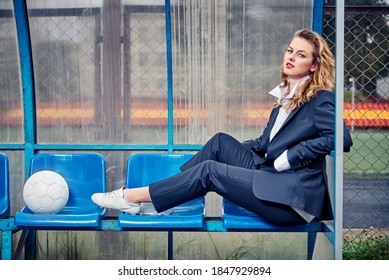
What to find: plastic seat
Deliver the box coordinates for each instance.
[118,153,205,229]
[0,153,10,219]
[222,199,324,259]
[15,153,106,228]
[222,199,322,231]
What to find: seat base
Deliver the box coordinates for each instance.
[119,199,204,229]
[14,207,105,229]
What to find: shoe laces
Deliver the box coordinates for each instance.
[102,187,125,200]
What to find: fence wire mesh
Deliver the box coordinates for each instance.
[324,5,388,259]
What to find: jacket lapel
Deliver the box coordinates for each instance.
[265,106,280,144]
[270,104,304,142]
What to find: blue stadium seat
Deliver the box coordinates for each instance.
[0,153,10,219]
[15,153,106,228]
[222,199,323,231]
[222,199,324,259]
[118,153,205,229]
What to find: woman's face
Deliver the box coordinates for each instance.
[283,36,318,81]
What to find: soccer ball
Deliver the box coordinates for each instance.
[23,170,69,214]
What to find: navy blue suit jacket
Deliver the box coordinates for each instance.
[243,90,353,220]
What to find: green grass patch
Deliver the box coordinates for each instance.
[344,131,389,179]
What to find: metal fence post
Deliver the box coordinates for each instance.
[335,0,345,260]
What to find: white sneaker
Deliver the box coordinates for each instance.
[91,186,141,214]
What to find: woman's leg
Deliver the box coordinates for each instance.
[180,132,256,171]
[94,132,255,214]
[149,160,305,226]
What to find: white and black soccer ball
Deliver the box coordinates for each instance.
[23,170,69,214]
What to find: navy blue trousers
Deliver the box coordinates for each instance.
[149,132,306,226]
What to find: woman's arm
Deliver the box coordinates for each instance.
[286,91,353,169]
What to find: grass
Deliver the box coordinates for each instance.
[344,131,389,179]
[173,232,307,260]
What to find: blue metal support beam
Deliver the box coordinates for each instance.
[13,0,36,174]
[312,0,324,34]
[335,0,345,261]
[13,0,37,260]
[4,217,333,260]
[165,0,174,153]
[0,219,15,260]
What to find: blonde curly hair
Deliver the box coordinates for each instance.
[279,29,335,111]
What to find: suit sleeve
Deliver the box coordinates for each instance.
[242,107,278,153]
[287,91,353,169]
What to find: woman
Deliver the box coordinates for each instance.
[92,29,353,226]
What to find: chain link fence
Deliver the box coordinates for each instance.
[324,5,389,259]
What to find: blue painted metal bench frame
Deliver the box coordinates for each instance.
[0,153,13,260]
[0,153,10,219]
[1,152,334,260]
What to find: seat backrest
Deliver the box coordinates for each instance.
[0,153,10,218]
[126,153,194,188]
[29,153,106,208]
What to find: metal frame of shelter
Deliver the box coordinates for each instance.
[1,0,346,260]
